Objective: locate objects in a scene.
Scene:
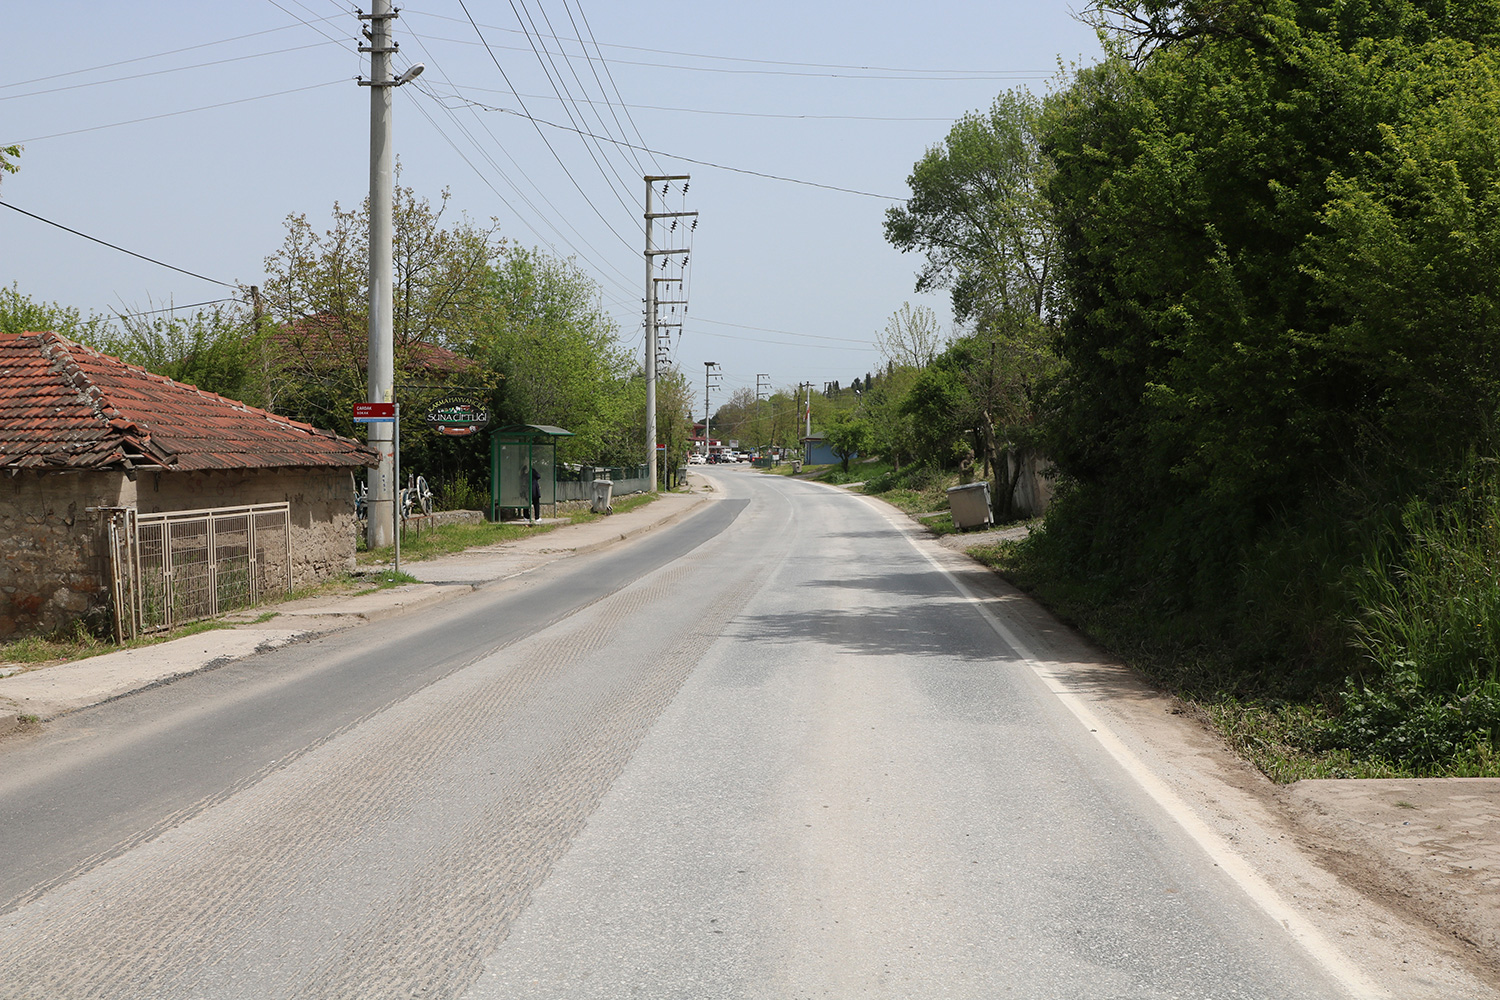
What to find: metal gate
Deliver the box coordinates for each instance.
[100,503,292,640]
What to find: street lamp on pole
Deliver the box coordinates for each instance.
[359,0,422,549]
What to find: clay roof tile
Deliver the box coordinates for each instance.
[0,331,377,472]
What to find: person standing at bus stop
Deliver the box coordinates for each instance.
[530,466,541,524]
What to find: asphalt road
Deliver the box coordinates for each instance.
[0,470,1365,998]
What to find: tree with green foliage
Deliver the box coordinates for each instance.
[654,365,696,482]
[885,90,1064,328]
[470,245,641,466]
[709,386,760,447]
[824,409,871,474]
[261,184,500,429]
[260,185,505,494]
[98,303,267,408]
[884,92,1064,514]
[898,362,970,470]
[862,363,920,473]
[1034,0,1500,728]
[945,319,1060,520]
[0,284,113,342]
[0,143,18,188]
[876,302,944,369]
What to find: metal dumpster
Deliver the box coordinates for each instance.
[946,481,992,531]
[590,479,614,514]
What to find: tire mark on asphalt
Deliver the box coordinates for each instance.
[0,507,784,999]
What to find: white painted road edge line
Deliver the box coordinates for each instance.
[841,491,1387,1000]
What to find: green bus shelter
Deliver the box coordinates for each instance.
[489,424,573,521]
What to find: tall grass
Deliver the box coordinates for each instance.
[1315,462,1500,772]
[1350,468,1500,689]
[861,463,955,514]
[986,460,1500,778]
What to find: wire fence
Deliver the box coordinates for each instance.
[104,503,291,640]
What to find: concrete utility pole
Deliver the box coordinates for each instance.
[756,374,770,456]
[801,381,814,440]
[359,2,422,548]
[644,175,694,492]
[703,361,721,458]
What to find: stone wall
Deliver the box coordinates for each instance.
[0,470,127,639]
[127,467,360,588]
[0,466,361,640]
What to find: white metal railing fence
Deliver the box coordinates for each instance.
[101,503,291,640]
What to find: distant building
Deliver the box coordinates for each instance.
[800,433,839,466]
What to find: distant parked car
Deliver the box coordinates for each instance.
[688,454,706,465]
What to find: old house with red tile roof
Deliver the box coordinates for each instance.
[0,331,377,640]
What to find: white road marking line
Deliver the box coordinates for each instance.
[844,491,1388,1000]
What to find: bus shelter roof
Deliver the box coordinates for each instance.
[490,424,575,441]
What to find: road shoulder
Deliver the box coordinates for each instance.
[888,495,1500,997]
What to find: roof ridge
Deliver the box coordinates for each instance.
[37,331,117,427]
[52,332,339,441]
[39,332,178,467]
[1,330,375,472]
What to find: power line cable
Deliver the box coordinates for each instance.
[375,20,638,294]
[695,316,875,345]
[552,0,648,178]
[394,35,640,296]
[0,200,237,288]
[266,0,359,48]
[528,0,647,183]
[454,0,638,252]
[402,84,638,296]
[0,41,345,101]
[401,10,1046,77]
[6,79,347,145]
[324,0,644,335]
[305,2,642,302]
[425,79,963,121]
[568,0,661,175]
[115,297,242,318]
[506,0,643,225]
[688,327,878,353]
[433,98,903,200]
[402,27,1048,80]
[0,19,345,91]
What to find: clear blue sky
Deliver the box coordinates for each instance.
[2,1,1103,408]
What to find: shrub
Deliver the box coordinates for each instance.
[438,473,488,513]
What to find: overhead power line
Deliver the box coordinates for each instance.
[454,0,639,252]
[402,10,1047,78]
[504,0,643,225]
[690,327,878,352]
[0,200,237,288]
[0,41,344,102]
[568,0,661,175]
[0,18,345,91]
[6,79,347,145]
[435,97,903,200]
[115,298,242,318]
[694,316,876,345]
[424,79,960,122]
